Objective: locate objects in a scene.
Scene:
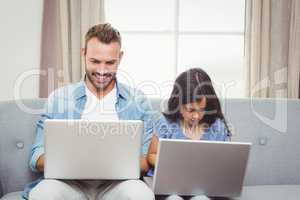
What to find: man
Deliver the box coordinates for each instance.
[23,23,156,200]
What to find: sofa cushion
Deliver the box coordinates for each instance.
[235,185,300,200]
[0,192,22,200]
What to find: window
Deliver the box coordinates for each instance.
[105,0,245,98]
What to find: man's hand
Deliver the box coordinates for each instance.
[36,154,45,172]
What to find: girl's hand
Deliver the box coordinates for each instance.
[146,134,159,167]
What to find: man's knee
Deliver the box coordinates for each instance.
[104,180,154,200]
[165,195,185,200]
[118,180,154,200]
[189,195,210,200]
[29,179,85,200]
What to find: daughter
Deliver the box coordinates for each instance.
[147,68,231,200]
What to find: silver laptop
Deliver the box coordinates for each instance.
[144,139,251,197]
[44,119,143,180]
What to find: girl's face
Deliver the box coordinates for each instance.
[180,97,206,127]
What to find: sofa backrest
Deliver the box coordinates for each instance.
[221,98,300,186]
[0,99,45,196]
[0,98,300,196]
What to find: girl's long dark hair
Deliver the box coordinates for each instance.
[163,68,230,134]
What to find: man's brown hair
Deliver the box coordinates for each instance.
[84,23,122,55]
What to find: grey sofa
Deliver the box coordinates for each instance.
[1,98,300,200]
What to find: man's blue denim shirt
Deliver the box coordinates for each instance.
[22,80,159,199]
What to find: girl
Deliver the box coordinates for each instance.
[147,68,231,200]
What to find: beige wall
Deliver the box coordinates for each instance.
[0,0,43,101]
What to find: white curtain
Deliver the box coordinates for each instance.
[245,0,300,98]
[39,0,105,97]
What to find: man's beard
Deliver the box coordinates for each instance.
[86,71,116,92]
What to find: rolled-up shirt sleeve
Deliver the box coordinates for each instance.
[29,93,55,172]
[135,93,161,155]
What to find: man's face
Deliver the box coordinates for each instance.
[83,37,123,91]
